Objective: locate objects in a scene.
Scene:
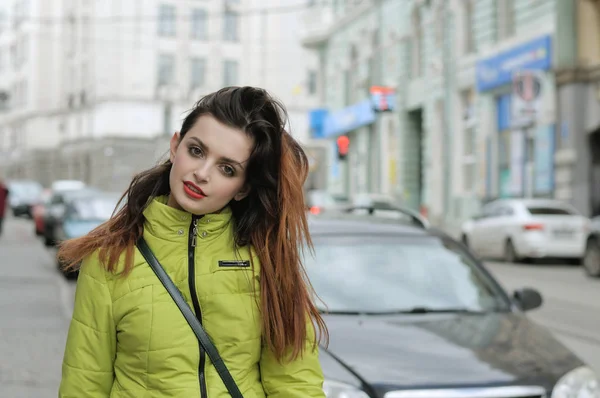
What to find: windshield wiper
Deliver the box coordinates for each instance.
[318,309,367,315]
[319,307,506,316]
[370,307,491,315]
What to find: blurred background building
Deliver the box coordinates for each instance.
[0,0,325,192]
[302,0,600,234]
[2,0,600,231]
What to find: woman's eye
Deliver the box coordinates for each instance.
[222,165,235,176]
[189,146,203,157]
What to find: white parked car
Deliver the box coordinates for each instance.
[461,199,590,263]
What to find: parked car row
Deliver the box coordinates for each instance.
[9,179,122,279]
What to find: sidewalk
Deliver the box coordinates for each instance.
[0,217,72,397]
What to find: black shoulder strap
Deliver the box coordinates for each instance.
[136,237,244,398]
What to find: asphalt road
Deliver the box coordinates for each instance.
[485,259,600,373]
[1,216,599,396]
[0,217,72,397]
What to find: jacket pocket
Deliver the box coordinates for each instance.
[208,258,259,295]
[218,259,251,268]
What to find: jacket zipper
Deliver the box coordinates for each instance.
[189,215,208,398]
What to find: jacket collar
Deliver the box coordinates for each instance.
[142,195,233,243]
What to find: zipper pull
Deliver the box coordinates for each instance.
[191,218,198,248]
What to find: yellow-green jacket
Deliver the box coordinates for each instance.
[59,196,325,397]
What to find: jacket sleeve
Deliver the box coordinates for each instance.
[59,255,117,398]
[259,320,326,398]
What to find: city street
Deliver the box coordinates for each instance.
[485,259,600,373]
[0,217,599,397]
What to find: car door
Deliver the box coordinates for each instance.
[470,203,498,257]
[486,205,516,258]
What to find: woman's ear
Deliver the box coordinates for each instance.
[234,185,251,201]
[169,132,181,163]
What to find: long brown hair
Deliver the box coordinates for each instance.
[58,86,327,362]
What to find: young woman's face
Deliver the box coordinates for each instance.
[167,115,254,215]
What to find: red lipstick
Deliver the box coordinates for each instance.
[183,181,206,199]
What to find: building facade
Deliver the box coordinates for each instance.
[303,0,590,232]
[555,0,600,218]
[0,0,322,192]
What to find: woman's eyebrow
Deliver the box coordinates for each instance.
[188,136,247,169]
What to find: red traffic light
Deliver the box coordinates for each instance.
[336,135,350,156]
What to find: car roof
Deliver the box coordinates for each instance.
[308,213,431,237]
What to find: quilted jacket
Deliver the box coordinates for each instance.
[59,196,325,397]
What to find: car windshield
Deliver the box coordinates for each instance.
[304,235,510,314]
[70,194,121,221]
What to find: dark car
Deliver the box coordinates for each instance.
[42,187,101,246]
[54,192,122,278]
[307,210,599,398]
[583,216,600,277]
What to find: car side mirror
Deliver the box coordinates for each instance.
[513,288,543,311]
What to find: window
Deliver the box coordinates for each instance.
[191,8,207,40]
[462,90,476,193]
[10,43,16,69]
[0,12,6,35]
[497,0,515,41]
[18,34,28,66]
[434,5,443,49]
[410,8,422,79]
[190,57,206,88]
[223,11,238,41]
[526,206,575,216]
[158,54,175,85]
[21,80,27,106]
[463,0,475,54]
[307,70,317,95]
[158,4,176,37]
[223,60,238,86]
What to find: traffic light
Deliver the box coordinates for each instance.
[336,135,349,160]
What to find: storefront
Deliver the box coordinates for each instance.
[476,34,556,199]
[323,99,376,196]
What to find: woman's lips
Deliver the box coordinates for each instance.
[183,182,206,199]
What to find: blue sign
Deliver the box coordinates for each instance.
[309,108,328,139]
[496,93,512,131]
[534,124,555,194]
[476,35,552,92]
[322,100,376,138]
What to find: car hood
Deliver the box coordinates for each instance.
[321,312,582,393]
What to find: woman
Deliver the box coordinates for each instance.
[58,87,327,397]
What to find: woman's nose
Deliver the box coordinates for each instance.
[193,164,211,183]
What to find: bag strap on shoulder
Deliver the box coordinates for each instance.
[136,237,244,398]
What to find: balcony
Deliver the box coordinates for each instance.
[300,6,334,48]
